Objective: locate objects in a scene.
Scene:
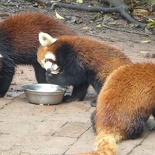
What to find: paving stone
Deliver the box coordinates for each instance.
[0,100,56,122]
[0,134,24,150]
[48,102,94,123]
[66,128,95,154]
[13,135,76,155]
[118,121,155,155]
[0,150,32,155]
[55,121,91,138]
[118,138,145,155]
[128,131,155,155]
[0,121,35,135]
[1,94,155,155]
[29,119,68,136]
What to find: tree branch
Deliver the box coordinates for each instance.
[44,1,146,29]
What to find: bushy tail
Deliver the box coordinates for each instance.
[77,131,122,155]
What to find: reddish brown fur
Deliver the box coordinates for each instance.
[77,63,155,155]
[0,12,76,56]
[37,35,131,103]
[0,12,76,97]
[38,35,131,82]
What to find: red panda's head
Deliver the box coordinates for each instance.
[37,32,60,74]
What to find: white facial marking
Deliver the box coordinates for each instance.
[52,64,59,70]
[0,54,3,58]
[44,61,53,70]
[51,63,59,74]
[43,61,59,74]
[41,52,59,74]
[41,59,45,65]
[45,52,56,61]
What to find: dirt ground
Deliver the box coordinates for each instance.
[0,0,155,97]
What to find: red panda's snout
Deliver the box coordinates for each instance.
[43,60,61,75]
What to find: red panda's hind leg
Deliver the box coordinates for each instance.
[91,111,96,132]
[125,117,148,139]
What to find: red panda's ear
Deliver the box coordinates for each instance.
[39,32,57,46]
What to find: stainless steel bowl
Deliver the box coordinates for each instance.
[22,84,66,105]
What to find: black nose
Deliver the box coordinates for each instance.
[46,68,51,73]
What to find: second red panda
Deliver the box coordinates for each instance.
[37,32,131,105]
[77,63,155,155]
[0,12,76,97]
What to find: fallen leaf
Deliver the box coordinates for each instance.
[139,51,147,54]
[133,9,151,15]
[147,18,155,29]
[82,26,89,30]
[76,0,83,3]
[38,2,46,9]
[0,13,10,19]
[140,40,151,43]
[55,10,64,20]
[96,24,102,28]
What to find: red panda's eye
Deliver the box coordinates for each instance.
[45,59,56,63]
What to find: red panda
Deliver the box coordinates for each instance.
[0,12,76,97]
[37,32,131,105]
[77,63,155,155]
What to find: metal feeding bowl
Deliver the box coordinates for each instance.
[22,84,66,105]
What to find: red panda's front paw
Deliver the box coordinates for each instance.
[62,95,83,102]
[90,99,97,107]
[45,72,53,83]
[46,71,53,77]
[62,95,74,102]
